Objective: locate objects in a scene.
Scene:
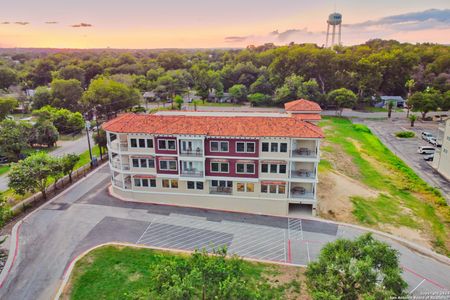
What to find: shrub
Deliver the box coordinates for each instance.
[395,131,415,138]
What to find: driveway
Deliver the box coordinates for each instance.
[360,118,450,203]
[0,164,449,299]
[0,132,92,191]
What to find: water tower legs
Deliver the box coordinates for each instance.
[326,24,330,47]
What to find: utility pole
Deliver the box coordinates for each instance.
[93,112,103,160]
[84,115,93,168]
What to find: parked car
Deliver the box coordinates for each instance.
[417,146,436,154]
[423,154,434,161]
[429,137,442,147]
[421,132,433,141]
[0,156,8,164]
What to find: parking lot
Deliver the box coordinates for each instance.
[361,118,450,203]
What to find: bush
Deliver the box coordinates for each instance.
[395,131,415,138]
[352,124,371,133]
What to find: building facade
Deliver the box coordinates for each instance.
[103,111,323,216]
[432,119,450,180]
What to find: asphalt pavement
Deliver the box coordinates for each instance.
[0,164,448,300]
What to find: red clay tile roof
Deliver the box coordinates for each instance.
[291,114,322,121]
[103,113,324,138]
[284,99,322,112]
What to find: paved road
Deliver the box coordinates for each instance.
[0,164,448,299]
[360,118,450,203]
[0,132,92,191]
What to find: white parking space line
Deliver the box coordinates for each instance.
[306,241,310,263]
[136,221,153,244]
[409,279,425,295]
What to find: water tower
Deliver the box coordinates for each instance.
[325,12,342,47]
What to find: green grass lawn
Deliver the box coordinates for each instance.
[0,165,10,176]
[188,101,243,107]
[319,117,449,256]
[65,245,304,300]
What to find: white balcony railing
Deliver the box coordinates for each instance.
[180,169,204,177]
[179,149,204,157]
[291,148,317,158]
[290,170,316,179]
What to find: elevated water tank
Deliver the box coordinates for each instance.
[327,13,342,25]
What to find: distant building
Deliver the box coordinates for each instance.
[284,99,322,122]
[374,96,406,108]
[432,119,450,181]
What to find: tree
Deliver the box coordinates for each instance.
[50,78,83,111]
[33,106,84,135]
[405,79,416,117]
[58,65,86,87]
[29,59,55,87]
[81,77,141,118]
[248,93,271,107]
[8,152,60,199]
[228,84,248,103]
[387,100,394,118]
[327,88,357,116]
[174,95,183,110]
[93,129,107,160]
[60,153,80,183]
[409,114,417,127]
[0,194,11,228]
[32,86,53,110]
[29,119,59,148]
[0,97,18,120]
[305,233,407,299]
[0,120,31,161]
[191,66,223,102]
[409,89,440,119]
[0,67,18,90]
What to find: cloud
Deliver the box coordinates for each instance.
[224,36,249,43]
[271,28,319,42]
[71,22,92,28]
[1,22,10,24]
[45,21,58,24]
[14,22,29,25]
[345,9,450,31]
[225,28,322,45]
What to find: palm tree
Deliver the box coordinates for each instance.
[405,79,415,118]
[409,114,417,127]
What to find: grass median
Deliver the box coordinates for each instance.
[318,117,449,256]
[64,245,305,300]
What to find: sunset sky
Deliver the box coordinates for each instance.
[1,0,449,49]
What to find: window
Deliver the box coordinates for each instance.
[262,142,269,152]
[131,138,137,148]
[210,141,229,152]
[211,162,229,173]
[270,143,278,152]
[158,139,176,150]
[237,182,254,192]
[162,179,178,188]
[160,160,177,171]
[236,163,255,174]
[142,179,149,187]
[280,143,288,153]
[236,142,256,153]
[134,178,141,187]
[270,164,277,173]
[150,179,156,187]
[279,164,287,174]
[261,163,286,174]
[132,158,155,168]
[134,178,156,188]
[211,180,232,188]
[139,139,146,148]
[261,183,286,194]
[147,139,153,148]
[261,164,268,173]
[187,181,204,190]
[262,142,288,153]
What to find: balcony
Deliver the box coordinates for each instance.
[110,140,129,152]
[291,169,316,179]
[111,161,130,171]
[290,186,314,199]
[180,169,204,178]
[291,148,317,158]
[209,186,232,195]
[179,149,204,157]
[112,179,131,189]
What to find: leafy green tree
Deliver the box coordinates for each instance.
[327,88,357,116]
[29,59,55,87]
[32,86,53,110]
[0,120,31,161]
[409,89,440,119]
[82,77,141,118]
[33,106,84,134]
[229,84,248,102]
[249,75,273,95]
[29,119,59,148]
[50,78,83,111]
[0,67,18,90]
[58,65,86,86]
[409,114,417,127]
[61,153,80,183]
[405,79,416,117]
[93,129,107,159]
[8,152,60,199]
[248,93,271,107]
[174,95,184,110]
[0,194,11,228]
[0,97,18,120]
[388,100,394,118]
[306,233,407,300]
[191,66,223,102]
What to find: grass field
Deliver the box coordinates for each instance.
[64,246,305,300]
[319,117,449,256]
[0,165,10,176]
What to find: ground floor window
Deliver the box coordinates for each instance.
[261,183,286,194]
[211,180,233,188]
[236,182,254,192]
[187,181,204,190]
[134,178,156,187]
[162,179,178,188]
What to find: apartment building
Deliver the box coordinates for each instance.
[103,104,324,216]
[432,119,450,180]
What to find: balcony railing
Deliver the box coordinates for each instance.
[110,141,129,152]
[180,169,204,177]
[111,161,130,171]
[113,179,131,189]
[209,187,232,195]
[291,169,315,179]
[179,149,204,157]
[290,191,314,199]
[291,148,317,158]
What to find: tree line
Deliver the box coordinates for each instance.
[0,39,448,117]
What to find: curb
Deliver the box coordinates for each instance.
[53,241,307,300]
[0,164,108,290]
[109,186,450,266]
